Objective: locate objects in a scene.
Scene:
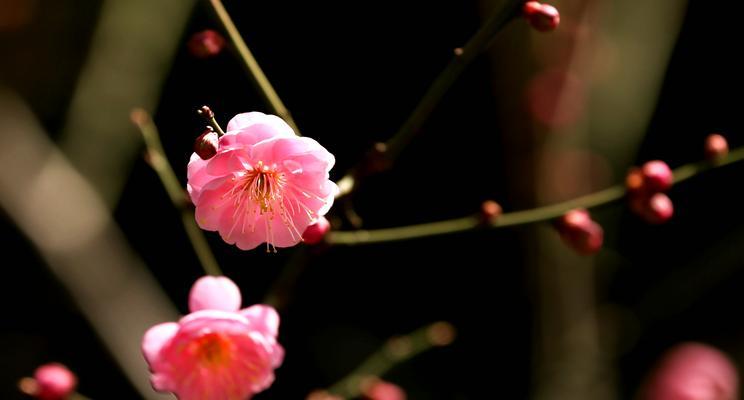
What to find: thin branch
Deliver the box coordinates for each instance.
[131,108,223,277]
[328,146,744,245]
[326,322,456,398]
[206,0,300,135]
[335,0,523,198]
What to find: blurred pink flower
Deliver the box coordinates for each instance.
[142,276,284,400]
[639,342,738,400]
[188,112,338,251]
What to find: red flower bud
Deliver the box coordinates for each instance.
[21,363,78,400]
[625,167,645,194]
[194,126,219,160]
[631,192,673,224]
[705,133,729,161]
[480,200,503,224]
[302,216,331,245]
[641,160,673,193]
[361,379,407,400]
[306,390,344,400]
[188,29,226,58]
[523,2,560,32]
[555,209,603,255]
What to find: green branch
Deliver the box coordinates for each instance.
[206,0,300,135]
[329,146,744,245]
[131,108,223,276]
[336,0,523,198]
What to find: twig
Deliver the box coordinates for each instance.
[326,322,456,398]
[328,146,744,245]
[335,0,524,198]
[206,0,300,135]
[131,108,223,276]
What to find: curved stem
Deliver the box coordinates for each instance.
[335,0,523,198]
[131,109,223,276]
[326,322,455,398]
[206,0,300,135]
[329,146,744,245]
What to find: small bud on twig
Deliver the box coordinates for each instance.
[194,126,220,160]
[705,133,729,162]
[555,209,603,255]
[188,29,226,58]
[480,200,503,224]
[302,216,331,245]
[641,160,673,193]
[523,2,560,32]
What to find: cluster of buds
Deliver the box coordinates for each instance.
[555,209,603,255]
[626,160,674,224]
[522,1,560,32]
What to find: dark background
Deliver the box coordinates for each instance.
[2,0,744,399]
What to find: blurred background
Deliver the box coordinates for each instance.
[2,0,744,399]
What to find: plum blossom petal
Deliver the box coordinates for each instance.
[241,305,280,338]
[142,322,179,367]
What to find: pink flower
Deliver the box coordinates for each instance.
[188,112,338,251]
[142,276,284,400]
[639,342,738,400]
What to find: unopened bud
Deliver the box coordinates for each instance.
[306,390,344,400]
[480,200,503,224]
[194,126,219,160]
[641,160,673,193]
[188,29,226,58]
[302,216,331,245]
[625,167,645,194]
[523,2,560,32]
[361,379,407,400]
[363,142,392,175]
[556,209,603,255]
[639,342,738,400]
[705,133,729,162]
[197,105,214,119]
[24,363,78,400]
[631,192,674,224]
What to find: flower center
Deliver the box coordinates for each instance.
[191,332,233,368]
[246,161,284,213]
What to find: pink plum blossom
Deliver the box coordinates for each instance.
[187,111,338,251]
[142,276,284,400]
